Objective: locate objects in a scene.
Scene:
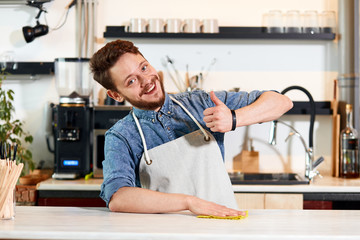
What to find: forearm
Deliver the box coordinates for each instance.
[108,187,188,213]
[108,186,245,217]
[235,91,293,127]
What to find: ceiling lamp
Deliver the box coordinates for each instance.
[22,0,52,43]
[22,22,49,43]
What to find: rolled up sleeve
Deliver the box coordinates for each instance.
[100,130,137,206]
[208,90,266,110]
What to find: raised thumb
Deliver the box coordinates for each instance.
[210,91,224,106]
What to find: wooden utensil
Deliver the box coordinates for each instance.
[331,79,340,177]
[0,159,24,219]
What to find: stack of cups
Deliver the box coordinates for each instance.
[125,18,219,34]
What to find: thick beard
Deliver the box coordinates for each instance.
[123,77,165,111]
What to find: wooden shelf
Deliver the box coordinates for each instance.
[104,26,336,40]
[2,62,54,76]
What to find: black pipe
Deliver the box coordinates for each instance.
[281,86,316,149]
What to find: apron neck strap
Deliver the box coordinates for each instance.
[169,96,210,141]
[132,95,211,165]
[132,111,152,165]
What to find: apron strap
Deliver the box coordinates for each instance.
[132,95,211,165]
[132,111,152,165]
[169,96,210,141]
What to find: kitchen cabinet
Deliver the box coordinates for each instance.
[37,190,105,207]
[264,193,303,209]
[234,193,303,209]
[234,193,265,209]
[36,178,105,207]
[233,176,360,210]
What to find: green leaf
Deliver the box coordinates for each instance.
[7,90,14,101]
[25,135,33,143]
[0,71,34,175]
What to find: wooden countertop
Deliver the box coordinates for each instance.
[36,176,360,193]
[37,178,102,191]
[233,176,360,193]
[1,206,360,239]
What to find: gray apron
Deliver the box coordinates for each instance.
[132,96,238,209]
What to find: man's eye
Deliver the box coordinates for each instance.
[142,65,147,71]
[128,78,135,85]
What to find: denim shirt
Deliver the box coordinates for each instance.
[100,90,264,206]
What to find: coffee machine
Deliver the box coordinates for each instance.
[52,58,93,179]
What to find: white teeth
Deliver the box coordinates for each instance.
[146,84,155,93]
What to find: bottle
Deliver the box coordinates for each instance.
[339,104,359,178]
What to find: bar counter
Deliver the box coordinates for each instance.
[1,206,360,239]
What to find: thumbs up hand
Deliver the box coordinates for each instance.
[203,91,235,132]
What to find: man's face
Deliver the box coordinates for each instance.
[108,53,165,111]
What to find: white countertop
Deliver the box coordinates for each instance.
[37,176,360,193]
[1,206,360,239]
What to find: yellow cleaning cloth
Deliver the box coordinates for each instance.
[197,211,248,220]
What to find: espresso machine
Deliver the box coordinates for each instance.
[52,58,93,179]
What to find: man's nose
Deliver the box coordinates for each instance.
[139,75,151,86]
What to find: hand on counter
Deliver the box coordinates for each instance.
[108,187,246,217]
[186,195,246,217]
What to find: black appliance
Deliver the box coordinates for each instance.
[52,97,93,179]
[51,58,93,179]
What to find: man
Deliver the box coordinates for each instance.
[90,40,293,217]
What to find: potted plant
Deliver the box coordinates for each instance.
[0,69,34,175]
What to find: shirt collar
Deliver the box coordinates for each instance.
[132,92,174,122]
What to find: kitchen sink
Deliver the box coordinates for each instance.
[228,172,309,185]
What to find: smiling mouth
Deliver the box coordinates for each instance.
[141,82,156,96]
[146,84,155,93]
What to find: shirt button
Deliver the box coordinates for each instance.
[152,119,155,123]
[167,111,171,114]
[159,114,162,117]
[167,127,170,130]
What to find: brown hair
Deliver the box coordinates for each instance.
[90,40,142,90]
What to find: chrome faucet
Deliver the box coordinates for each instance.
[268,86,324,181]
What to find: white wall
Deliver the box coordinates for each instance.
[0,0,338,175]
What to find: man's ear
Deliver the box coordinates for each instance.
[106,89,124,103]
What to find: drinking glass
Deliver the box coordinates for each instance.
[320,11,336,33]
[303,10,320,34]
[266,10,284,33]
[285,10,301,33]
